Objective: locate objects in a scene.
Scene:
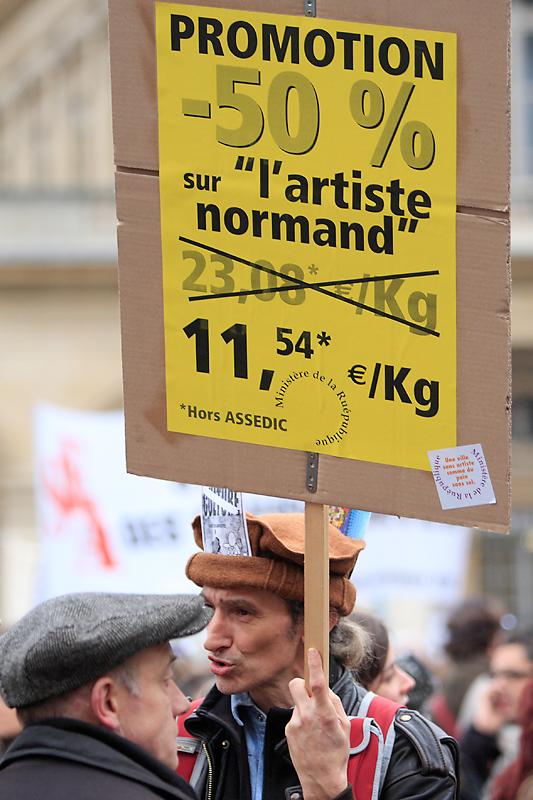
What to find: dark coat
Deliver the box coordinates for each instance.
[0,717,198,800]
[179,660,459,800]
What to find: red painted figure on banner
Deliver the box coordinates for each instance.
[42,440,117,568]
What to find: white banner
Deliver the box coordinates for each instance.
[33,404,302,604]
[352,514,472,654]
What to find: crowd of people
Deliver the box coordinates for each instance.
[352,598,533,800]
[0,511,531,800]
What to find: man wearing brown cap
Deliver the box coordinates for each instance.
[177,512,459,800]
[0,592,211,799]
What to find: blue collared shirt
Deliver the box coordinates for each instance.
[231,692,267,800]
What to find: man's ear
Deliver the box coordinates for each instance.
[90,676,121,733]
[328,609,339,632]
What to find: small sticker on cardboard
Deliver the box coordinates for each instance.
[427,444,496,510]
[200,487,252,555]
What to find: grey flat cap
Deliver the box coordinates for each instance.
[0,592,212,708]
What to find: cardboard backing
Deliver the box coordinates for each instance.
[109,0,511,532]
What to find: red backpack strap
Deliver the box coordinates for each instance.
[364,694,403,730]
[346,692,404,800]
[176,698,204,782]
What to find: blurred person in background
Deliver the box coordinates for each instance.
[431,596,504,739]
[0,618,22,759]
[396,652,437,717]
[516,778,533,800]
[489,679,533,800]
[350,610,416,706]
[459,629,533,800]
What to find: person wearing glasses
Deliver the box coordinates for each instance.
[459,630,533,800]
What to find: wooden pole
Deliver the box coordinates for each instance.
[304,502,329,690]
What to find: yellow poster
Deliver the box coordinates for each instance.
[156,4,457,470]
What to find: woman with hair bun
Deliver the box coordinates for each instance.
[350,610,415,706]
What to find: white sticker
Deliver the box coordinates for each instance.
[427,444,496,510]
[200,487,252,555]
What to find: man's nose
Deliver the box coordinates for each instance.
[203,609,232,652]
[171,682,191,717]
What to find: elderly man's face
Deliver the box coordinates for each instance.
[114,642,190,769]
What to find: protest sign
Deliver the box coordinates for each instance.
[109,0,510,532]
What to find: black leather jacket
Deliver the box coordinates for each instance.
[180,660,459,800]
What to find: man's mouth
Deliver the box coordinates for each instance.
[208,656,235,676]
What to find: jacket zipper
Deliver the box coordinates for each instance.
[203,742,214,800]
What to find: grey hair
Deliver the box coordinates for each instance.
[17,662,140,727]
[286,599,371,672]
[330,616,372,672]
[109,660,140,698]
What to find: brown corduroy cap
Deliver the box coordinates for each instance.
[186,512,365,616]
